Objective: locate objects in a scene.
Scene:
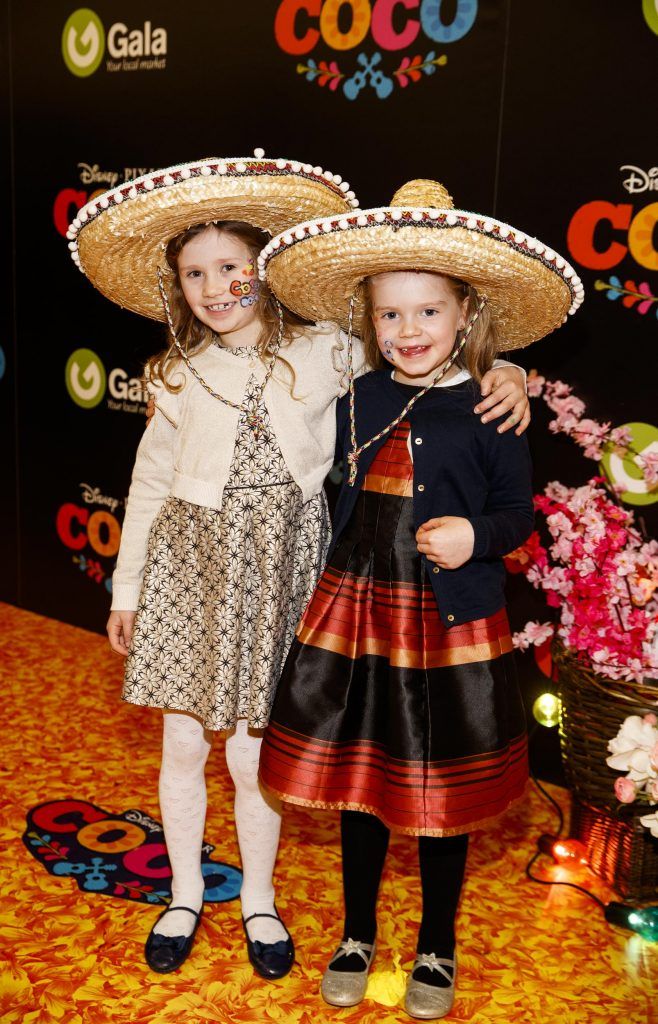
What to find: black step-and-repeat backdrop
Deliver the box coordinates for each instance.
[3,2,657,771]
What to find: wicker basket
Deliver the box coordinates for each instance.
[553,642,658,900]
[570,797,658,900]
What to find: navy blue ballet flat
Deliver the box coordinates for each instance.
[242,910,295,979]
[145,905,203,973]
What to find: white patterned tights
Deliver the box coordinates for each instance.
[154,712,286,944]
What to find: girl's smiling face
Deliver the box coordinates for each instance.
[178,227,260,344]
[369,271,468,386]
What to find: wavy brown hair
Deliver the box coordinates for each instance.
[145,221,309,393]
[360,273,498,383]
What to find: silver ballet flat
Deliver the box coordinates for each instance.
[404,952,457,1019]
[320,937,376,1007]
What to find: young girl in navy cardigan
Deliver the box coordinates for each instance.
[259,180,583,1019]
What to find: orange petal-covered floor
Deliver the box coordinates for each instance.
[1,602,656,1024]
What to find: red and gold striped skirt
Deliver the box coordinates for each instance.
[260,423,528,835]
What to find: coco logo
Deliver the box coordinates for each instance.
[275,0,478,100]
[62,8,167,77]
[566,166,658,320]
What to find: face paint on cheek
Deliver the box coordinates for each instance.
[380,339,395,362]
[230,276,260,307]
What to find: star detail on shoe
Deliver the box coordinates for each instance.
[414,953,454,976]
[341,938,370,955]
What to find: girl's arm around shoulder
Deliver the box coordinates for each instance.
[475,360,529,435]
[468,423,534,559]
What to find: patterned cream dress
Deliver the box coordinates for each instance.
[122,345,331,730]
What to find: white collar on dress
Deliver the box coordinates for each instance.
[389,366,472,388]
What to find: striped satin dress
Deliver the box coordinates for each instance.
[259,420,528,836]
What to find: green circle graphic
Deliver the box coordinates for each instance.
[62,8,105,77]
[66,348,106,408]
[600,421,658,506]
[643,0,658,35]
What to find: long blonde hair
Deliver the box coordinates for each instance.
[145,220,308,393]
[360,272,498,383]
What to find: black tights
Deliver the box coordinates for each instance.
[334,811,468,984]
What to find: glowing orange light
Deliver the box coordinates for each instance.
[552,839,589,866]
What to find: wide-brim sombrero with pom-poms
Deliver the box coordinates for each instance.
[67,149,359,322]
[258,180,584,350]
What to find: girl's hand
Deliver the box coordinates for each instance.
[107,610,136,656]
[416,517,475,569]
[145,397,155,424]
[474,366,530,435]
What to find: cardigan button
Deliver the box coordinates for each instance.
[432,566,440,574]
[414,437,423,445]
[447,614,455,622]
[417,484,425,492]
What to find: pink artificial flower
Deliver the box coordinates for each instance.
[542,566,570,595]
[523,621,554,646]
[549,414,579,436]
[544,380,572,400]
[545,481,573,502]
[526,373,545,398]
[549,395,586,419]
[546,510,576,540]
[610,425,633,450]
[614,777,637,803]
[512,631,530,650]
[638,450,658,489]
[576,418,611,442]
[513,384,658,678]
[616,551,638,577]
[644,713,658,726]
[550,536,574,562]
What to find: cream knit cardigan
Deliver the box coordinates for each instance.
[112,323,359,610]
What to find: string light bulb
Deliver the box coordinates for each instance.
[528,778,658,945]
[538,834,588,866]
[532,692,561,728]
[604,903,658,942]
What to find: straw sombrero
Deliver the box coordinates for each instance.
[258,180,584,350]
[67,149,358,321]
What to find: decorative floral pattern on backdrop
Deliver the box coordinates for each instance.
[595,276,658,317]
